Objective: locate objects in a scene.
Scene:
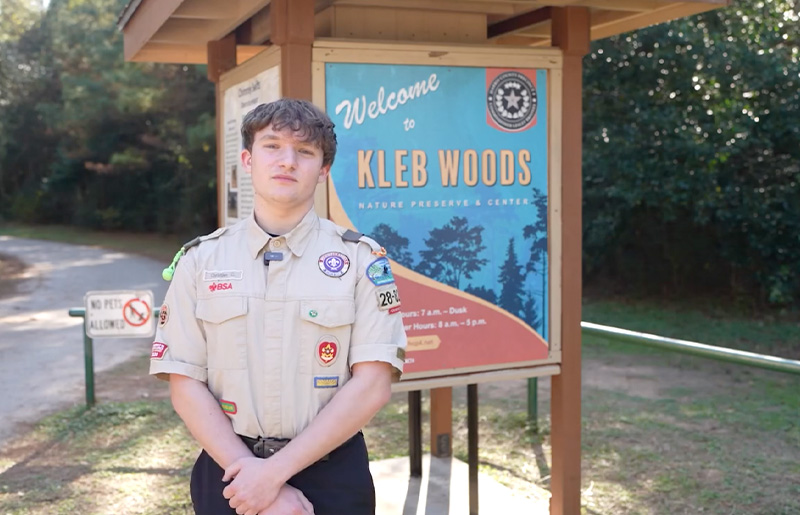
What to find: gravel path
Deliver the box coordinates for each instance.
[0,236,168,447]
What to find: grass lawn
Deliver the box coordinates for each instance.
[1,226,798,514]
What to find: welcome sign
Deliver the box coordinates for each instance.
[321,54,559,378]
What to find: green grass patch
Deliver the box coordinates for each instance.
[0,223,183,263]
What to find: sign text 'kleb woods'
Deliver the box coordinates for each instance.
[356,148,534,189]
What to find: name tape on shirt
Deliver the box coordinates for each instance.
[367,257,395,286]
[376,284,401,312]
[203,270,243,281]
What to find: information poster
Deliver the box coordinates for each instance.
[221,66,280,226]
[325,63,552,377]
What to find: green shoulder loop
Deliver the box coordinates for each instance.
[161,226,228,281]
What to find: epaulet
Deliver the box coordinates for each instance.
[340,228,387,257]
[161,226,229,281]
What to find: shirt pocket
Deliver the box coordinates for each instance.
[298,299,355,374]
[196,296,248,370]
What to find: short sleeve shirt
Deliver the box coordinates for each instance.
[149,209,407,439]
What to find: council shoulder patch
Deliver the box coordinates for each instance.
[366,257,395,286]
[150,342,168,359]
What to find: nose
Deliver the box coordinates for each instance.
[277,146,298,169]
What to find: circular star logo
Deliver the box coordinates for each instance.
[487,71,538,132]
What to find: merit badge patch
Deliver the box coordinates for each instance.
[366,257,395,286]
[150,342,168,359]
[220,399,237,414]
[203,270,243,281]
[317,337,339,366]
[376,284,401,312]
[314,376,339,389]
[486,69,538,133]
[318,252,350,278]
[158,304,169,327]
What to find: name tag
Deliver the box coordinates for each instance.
[203,270,243,281]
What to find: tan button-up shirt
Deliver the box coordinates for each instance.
[150,209,407,439]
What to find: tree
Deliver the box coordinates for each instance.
[464,284,497,304]
[369,223,414,266]
[582,0,800,305]
[498,238,526,318]
[417,216,488,288]
[523,186,548,333]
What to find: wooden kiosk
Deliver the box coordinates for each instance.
[119,1,728,513]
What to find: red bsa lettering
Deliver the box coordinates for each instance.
[209,282,233,292]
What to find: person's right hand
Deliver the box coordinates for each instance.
[260,484,314,514]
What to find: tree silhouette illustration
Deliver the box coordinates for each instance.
[498,237,526,318]
[369,223,415,267]
[417,216,487,289]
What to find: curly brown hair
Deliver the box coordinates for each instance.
[241,98,337,167]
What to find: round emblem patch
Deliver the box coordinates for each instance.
[487,70,538,132]
[159,304,169,327]
[318,252,350,278]
[317,337,339,366]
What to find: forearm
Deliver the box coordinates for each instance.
[170,374,253,468]
[267,362,393,483]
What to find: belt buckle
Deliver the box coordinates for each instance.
[253,437,283,458]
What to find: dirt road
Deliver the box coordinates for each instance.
[0,236,168,447]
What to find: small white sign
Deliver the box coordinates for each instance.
[84,290,155,338]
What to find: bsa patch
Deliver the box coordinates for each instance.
[220,400,237,414]
[159,304,169,327]
[317,337,339,366]
[318,252,350,278]
[376,284,401,312]
[150,342,168,359]
[314,376,339,389]
[209,282,233,292]
[366,257,395,286]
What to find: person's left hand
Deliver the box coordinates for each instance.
[222,456,282,515]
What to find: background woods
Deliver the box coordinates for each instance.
[0,0,798,307]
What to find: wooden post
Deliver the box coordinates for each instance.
[430,387,452,457]
[270,0,314,100]
[208,34,238,228]
[550,7,589,515]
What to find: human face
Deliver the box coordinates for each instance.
[241,126,330,214]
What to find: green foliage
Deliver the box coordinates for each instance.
[0,0,217,237]
[583,0,800,306]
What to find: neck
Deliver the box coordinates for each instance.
[253,201,313,235]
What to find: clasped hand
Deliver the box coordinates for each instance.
[222,456,314,514]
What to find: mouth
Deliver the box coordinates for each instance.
[272,174,297,182]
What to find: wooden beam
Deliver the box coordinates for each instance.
[271,0,314,99]
[150,18,230,44]
[430,388,453,457]
[207,33,237,83]
[549,8,589,515]
[123,0,184,61]
[487,7,551,39]
[173,0,236,19]
[129,42,208,64]
[590,2,728,40]
[319,0,516,15]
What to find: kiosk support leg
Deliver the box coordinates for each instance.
[83,332,95,408]
[467,384,479,515]
[408,390,422,477]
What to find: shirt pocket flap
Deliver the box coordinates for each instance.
[196,296,248,324]
[300,300,355,328]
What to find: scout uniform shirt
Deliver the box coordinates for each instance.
[150,208,407,440]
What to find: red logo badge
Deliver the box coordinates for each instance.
[317,340,338,366]
[159,304,169,327]
[209,282,233,292]
[151,342,168,359]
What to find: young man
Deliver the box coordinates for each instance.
[150,98,407,515]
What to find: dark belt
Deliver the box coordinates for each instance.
[239,432,362,461]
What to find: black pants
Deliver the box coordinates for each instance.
[190,432,376,515]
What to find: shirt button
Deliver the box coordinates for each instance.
[272,240,282,248]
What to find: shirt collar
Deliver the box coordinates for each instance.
[245,208,319,260]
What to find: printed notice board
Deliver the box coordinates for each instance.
[319,48,562,379]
